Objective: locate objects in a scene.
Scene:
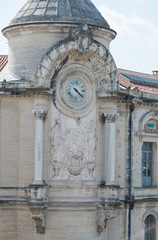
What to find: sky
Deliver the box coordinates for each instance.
[0,0,158,74]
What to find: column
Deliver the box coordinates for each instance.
[32,108,47,185]
[103,112,119,185]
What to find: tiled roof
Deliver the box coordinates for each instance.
[0,55,8,72]
[118,68,158,94]
[8,0,110,29]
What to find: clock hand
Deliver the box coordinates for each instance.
[74,88,84,98]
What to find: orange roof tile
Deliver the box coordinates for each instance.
[0,55,8,72]
[118,68,158,94]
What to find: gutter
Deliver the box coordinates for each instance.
[128,104,135,240]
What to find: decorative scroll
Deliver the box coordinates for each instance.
[144,119,158,133]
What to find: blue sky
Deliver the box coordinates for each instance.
[0,0,158,74]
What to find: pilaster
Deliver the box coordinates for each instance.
[32,108,47,185]
[102,112,119,185]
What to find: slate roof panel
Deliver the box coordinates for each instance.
[8,0,110,29]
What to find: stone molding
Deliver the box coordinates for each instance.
[30,184,48,201]
[33,109,47,120]
[103,112,119,123]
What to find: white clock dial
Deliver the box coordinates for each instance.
[66,79,87,103]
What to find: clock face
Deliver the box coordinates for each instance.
[55,64,95,116]
[66,79,87,103]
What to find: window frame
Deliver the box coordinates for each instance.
[142,142,153,188]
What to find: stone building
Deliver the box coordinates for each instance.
[0,0,158,239]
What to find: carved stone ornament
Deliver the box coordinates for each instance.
[30,206,47,234]
[97,205,107,234]
[33,109,47,120]
[103,112,119,123]
[50,118,96,180]
[67,154,83,176]
[76,24,92,52]
[105,202,120,219]
[29,184,48,234]
[97,203,120,234]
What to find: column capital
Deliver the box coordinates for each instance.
[103,112,119,123]
[33,109,47,120]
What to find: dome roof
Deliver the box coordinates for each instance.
[9,0,110,29]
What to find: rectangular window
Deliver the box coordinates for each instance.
[142,142,152,187]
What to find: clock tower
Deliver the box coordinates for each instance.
[1,0,120,239]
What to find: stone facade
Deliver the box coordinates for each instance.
[0,0,158,240]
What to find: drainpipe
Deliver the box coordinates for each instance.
[128,104,135,240]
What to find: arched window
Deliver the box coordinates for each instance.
[145,214,156,240]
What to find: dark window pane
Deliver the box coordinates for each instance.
[145,215,156,240]
[148,169,151,177]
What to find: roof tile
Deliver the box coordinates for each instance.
[0,55,8,72]
[118,68,158,94]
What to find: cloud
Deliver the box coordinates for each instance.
[99,6,158,47]
[99,6,136,37]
